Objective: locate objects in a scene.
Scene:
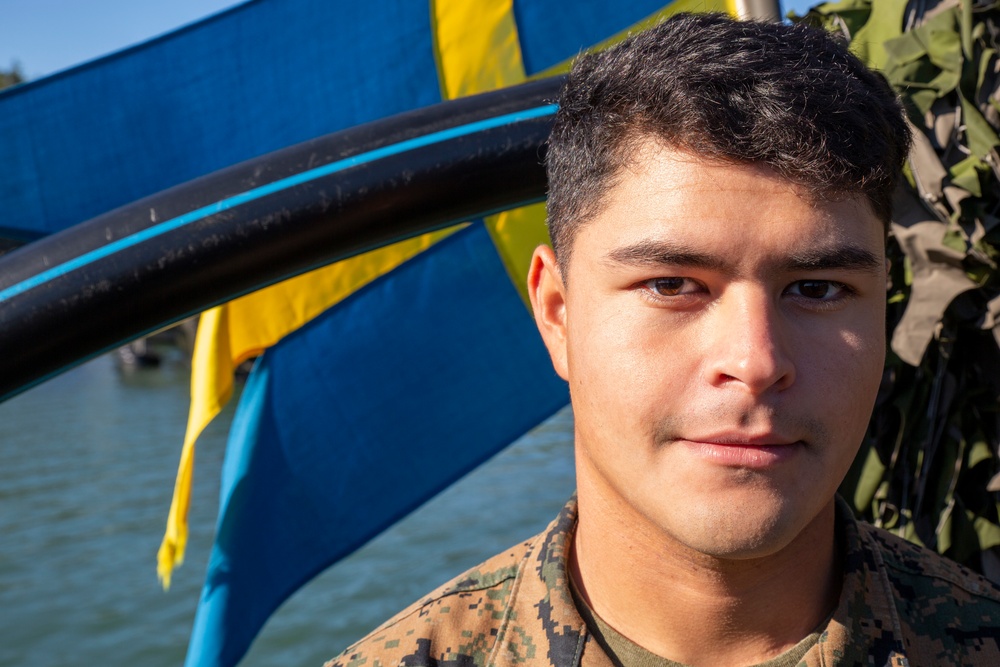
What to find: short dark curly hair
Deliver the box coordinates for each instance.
[545,13,912,264]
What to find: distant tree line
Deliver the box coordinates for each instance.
[0,61,24,91]
[0,61,25,254]
[0,49,17,255]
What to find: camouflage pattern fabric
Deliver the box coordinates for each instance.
[325,497,1000,667]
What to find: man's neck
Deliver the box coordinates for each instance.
[570,477,841,667]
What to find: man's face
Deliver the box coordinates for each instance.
[529,142,886,560]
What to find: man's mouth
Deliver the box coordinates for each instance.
[679,435,804,468]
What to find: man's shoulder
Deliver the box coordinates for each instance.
[859,519,1000,604]
[324,537,534,667]
[855,519,1000,659]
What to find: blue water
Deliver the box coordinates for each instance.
[0,353,575,666]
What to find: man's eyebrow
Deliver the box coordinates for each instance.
[782,246,883,273]
[602,240,883,274]
[603,240,726,270]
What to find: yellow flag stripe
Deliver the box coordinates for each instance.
[431,0,550,303]
[431,0,526,100]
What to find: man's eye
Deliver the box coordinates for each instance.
[643,277,699,296]
[787,280,848,300]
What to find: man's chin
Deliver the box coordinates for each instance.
[653,492,825,562]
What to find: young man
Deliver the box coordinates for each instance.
[327,14,1000,667]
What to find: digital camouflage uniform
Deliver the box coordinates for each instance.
[326,497,1000,667]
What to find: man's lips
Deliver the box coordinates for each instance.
[679,436,804,468]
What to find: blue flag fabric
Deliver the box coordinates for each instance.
[188,223,569,666]
[0,0,441,240]
[0,0,670,241]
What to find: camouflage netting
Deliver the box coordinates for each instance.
[795,0,1000,580]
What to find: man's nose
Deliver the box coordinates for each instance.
[703,286,795,395]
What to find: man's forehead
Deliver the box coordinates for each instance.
[617,139,865,209]
[564,142,886,271]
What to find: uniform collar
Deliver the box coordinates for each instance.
[495,495,907,667]
[492,495,604,667]
[818,496,909,665]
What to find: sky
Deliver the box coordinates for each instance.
[0,0,817,81]
[0,0,247,79]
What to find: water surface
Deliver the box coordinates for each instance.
[0,353,575,666]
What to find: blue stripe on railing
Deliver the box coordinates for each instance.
[0,103,558,303]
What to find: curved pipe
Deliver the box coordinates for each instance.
[0,76,563,401]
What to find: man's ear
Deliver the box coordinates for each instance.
[527,245,569,381]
